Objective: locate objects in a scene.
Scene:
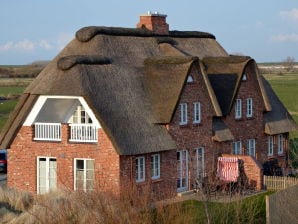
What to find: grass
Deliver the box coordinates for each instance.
[0,86,26,96]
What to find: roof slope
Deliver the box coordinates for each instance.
[262,77,298,134]
[204,56,271,115]
[0,26,228,154]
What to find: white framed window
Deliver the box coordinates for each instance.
[37,157,57,194]
[193,102,201,124]
[232,141,242,155]
[268,136,274,156]
[69,105,92,124]
[136,156,145,182]
[74,159,95,192]
[242,73,247,81]
[278,134,284,155]
[247,139,256,157]
[246,98,253,118]
[195,147,205,178]
[235,99,242,119]
[151,154,160,180]
[187,75,194,83]
[180,103,188,125]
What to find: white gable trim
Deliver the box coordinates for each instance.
[23,95,101,128]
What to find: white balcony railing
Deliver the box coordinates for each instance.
[34,123,61,141]
[69,124,98,143]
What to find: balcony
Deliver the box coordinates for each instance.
[69,124,98,143]
[34,123,98,143]
[34,123,61,141]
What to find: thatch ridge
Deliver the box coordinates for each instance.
[155,37,177,45]
[57,55,111,70]
[76,26,216,42]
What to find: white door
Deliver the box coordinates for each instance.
[37,157,57,194]
[177,150,188,192]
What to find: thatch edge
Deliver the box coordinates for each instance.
[76,26,216,42]
[57,55,111,71]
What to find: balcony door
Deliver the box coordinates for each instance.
[177,150,188,192]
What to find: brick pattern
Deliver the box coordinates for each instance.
[8,124,121,194]
[136,15,169,35]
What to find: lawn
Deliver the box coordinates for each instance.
[153,191,272,224]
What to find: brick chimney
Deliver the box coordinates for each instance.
[137,11,169,35]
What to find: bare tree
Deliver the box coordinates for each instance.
[283,56,295,72]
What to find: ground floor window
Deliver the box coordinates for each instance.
[136,156,145,182]
[195,147,205,178]
[37,157,57,194]
[232,141,242,155]
[247,139,256,157]
[151,154,160,180]
[177,150,188,192]
[268,136,274,156]
[74,159,95,192]
[278,134,284,155]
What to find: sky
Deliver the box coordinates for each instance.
[0,1,298,65]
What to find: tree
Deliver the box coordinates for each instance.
[283,56,295,72]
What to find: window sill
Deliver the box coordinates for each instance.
[151,178,163,184]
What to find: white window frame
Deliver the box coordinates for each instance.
[136,156,145,183]
[37,157,57,194]
[246,98,253,118]
[247,139,256,157]
[242,73,247,81]
[187,75,194,83]
[195,147,205,178]
[74,158,95,192]
[278,134,284,155]
[180,103,188,125]
[268,136,274,156]
[193,102,201,124]
[151,154,160,180]
[235,99,242,119]
[232,141,242,155]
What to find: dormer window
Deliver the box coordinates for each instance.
[187,75,194,83]
[69,105,92,124]
[242,74,247,81]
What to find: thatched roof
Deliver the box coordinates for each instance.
[0,26,227,154]
[204,57,271,115]
[0,24,296,154]
[212,118,234,142]
[262,77,298,134]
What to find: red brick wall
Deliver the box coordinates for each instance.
[168,65,218,190]
[119,150,177,202]
[7,124,121,194]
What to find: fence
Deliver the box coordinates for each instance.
[264,175,298,191]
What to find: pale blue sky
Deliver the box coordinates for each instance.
[0,1,297,64]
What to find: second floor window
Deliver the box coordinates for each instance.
[247,139,256,157]
[232,141,242,155]
[235,99,242,119]
[268,136,274,156]
[246,98,253,118]
[136,156,145,182]
[180,103,188,125]
[193,102,201,124]
[69,105,92,124]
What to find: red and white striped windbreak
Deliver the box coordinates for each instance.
[217,157,239,182]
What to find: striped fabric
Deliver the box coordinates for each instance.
[217,157,239,182]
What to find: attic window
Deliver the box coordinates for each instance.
[187,75,194,83]
[242,74,247,81]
